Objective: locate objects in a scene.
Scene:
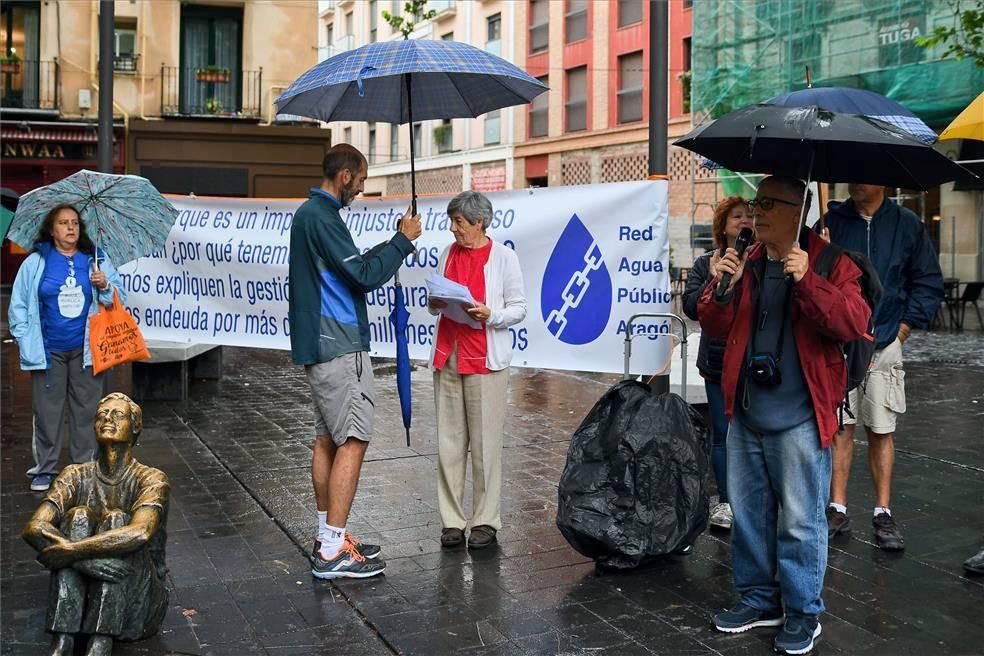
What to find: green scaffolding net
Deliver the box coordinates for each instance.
[691,0,984,127]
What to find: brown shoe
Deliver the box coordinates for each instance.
[468,525,497,549]
[441,527,464,548]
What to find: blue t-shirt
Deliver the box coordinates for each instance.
[736,260,814,433]
[39,250,93,353]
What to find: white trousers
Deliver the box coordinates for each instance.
[434,349,509,531]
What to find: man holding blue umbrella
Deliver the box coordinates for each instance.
[288,143,422,579]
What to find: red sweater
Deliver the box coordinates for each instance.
[433,241,492,374]
[697,231,871,447]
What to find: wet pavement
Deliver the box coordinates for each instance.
[2,326,983,656]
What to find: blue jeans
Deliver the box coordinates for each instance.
[727,417,831,618]
[704,379,729,503]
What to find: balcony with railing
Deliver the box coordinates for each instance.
[318,45,337,62]
[0,59,59,111]
[160,65,262,118]
[113,53,140,73]
[429,0,456,17]
[334,35,355,53]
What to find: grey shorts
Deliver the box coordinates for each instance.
[844,338,906,434]
[306,351,375,446]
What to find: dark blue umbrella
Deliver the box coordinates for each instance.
[765,86,937,144]
[276,39,547,445]
[701,86,939,171]
[389,285,412,446]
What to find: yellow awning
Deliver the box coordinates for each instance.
[939,91,984,141]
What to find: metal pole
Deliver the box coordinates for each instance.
[405,72,417,216]
[951,215,957,280]
[97,0,114,173]
[648,0,668,178]
[648,0,669,394]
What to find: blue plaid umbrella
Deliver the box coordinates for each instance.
[276,39,547,124]
[8,170,178,267]
[277,39,547,445]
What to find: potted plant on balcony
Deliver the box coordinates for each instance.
[678,70,691,114]
[205,97,223,114]
[196,65,230,84]
[1,52,21,74]
[432,123,453,151]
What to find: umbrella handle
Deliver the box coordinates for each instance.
[795,149,816,252]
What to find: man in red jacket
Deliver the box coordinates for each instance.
[699,176,870,656]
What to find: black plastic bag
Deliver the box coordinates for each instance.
[556,380,709,569]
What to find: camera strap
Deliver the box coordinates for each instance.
[748,260,793,364]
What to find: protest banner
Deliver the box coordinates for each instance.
[117,180,672,374]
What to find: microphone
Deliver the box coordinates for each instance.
[715,227,754,301]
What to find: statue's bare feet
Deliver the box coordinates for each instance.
[85,634,113,656]
[48,633,74,656]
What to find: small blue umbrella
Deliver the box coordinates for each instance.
[277,39,547,445]
[7,170,178,266]
[765,86,937,144]
[389,285,412,446]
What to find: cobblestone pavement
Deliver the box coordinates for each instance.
[2,326,983,655]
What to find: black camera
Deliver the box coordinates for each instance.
[747,353,782,387]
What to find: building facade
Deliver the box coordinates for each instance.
[315,0,695,261]
[509,0,695,266]
[317,0,520,197]
[1,0,330,282]
[691,0,984,281]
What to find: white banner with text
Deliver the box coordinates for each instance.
[117,180,671,374]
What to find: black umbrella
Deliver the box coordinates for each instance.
[675,104,974,191]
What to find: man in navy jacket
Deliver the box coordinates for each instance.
[821,184,943,551]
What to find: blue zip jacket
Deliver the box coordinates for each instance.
[8,241,126,370]
[820,197,943,348]
[288,189,415,365]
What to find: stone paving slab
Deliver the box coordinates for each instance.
[3,328,984,656]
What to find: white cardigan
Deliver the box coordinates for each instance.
[428,240,527,372]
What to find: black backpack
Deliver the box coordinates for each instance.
[812,242,883,392]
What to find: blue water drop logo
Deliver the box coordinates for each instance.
[540,214,612,345]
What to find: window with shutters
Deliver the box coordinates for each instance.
[565,66,587,132]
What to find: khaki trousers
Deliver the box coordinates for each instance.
[434,348,509,531]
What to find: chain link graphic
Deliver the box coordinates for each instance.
[546,241,604,339]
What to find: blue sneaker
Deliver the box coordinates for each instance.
[774,616,821,655]
[30,474,53,492]
[713,603,785,633]
[311,542,385,580]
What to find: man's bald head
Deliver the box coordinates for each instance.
[759,176,806,206]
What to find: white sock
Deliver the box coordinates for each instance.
[320,524,345,559]
[316,511,328,543]
[829,502,847,514]
[874,507,891,517]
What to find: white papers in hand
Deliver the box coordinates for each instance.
[425,274,480,328]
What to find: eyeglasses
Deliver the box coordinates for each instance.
[748,196,800,211]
